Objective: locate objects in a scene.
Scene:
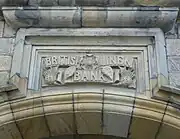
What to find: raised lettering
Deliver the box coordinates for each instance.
[45,57,52,67]
[52,56,58,65]
[74,71,81,81]
[70,56,76,65]
[90,70,98,81]
[81,70,90,81]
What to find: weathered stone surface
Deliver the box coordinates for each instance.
[0,38,14,55]
[168,57,180,72]
[0,0,180,7]
[29,0,73,6]
[10,28,168,97]
[3,7,81,29]
[166,39,180,56]
[0,21,4,37]
[169,73,180,87]
[0,123,22,139]
[17,117,50,139]
[3,23,16,37]
[0,56,11,71]
[0,72,9,86]
[76,0,126,6]
[2,7,178,32]
[103,113,131,137]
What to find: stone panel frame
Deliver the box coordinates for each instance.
[10,28,168,99]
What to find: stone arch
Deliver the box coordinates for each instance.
[0,89,179,139]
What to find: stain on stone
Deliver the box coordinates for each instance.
[72,8,81,25]
[136,20,140,24]
[15,10,41,26]
[104,0,110,6]
[134,10,161,28]
[124,0,134,6]
[105,8,108,23]
[137,6,160,11]
[39,0,58,6]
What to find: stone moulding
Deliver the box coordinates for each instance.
[2,7,179,32]
[10,28,168,99]
[0,92,179,139]
[0,0,180,7]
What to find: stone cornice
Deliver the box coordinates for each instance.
[0,0,179,7]
[2,7,179,32]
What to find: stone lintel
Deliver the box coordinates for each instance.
[2,7,179,32]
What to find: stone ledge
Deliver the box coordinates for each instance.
[0,0,179,7]
[161,85,180,95]
[2,7,179,32]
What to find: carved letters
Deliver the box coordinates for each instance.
[42,53,136,88]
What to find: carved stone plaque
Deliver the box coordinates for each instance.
[42,53,136,88]
[10,28,169,97]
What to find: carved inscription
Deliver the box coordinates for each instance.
[42,53,136,88]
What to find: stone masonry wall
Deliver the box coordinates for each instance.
[0,21,15,87]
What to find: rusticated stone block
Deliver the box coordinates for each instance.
[0,38,14,55]
[166,39,180,56]
[168,57,180,72]
[0,72,9,86]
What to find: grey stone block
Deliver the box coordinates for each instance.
[3,23,16,37]
[3,7,81,29]
[2,7,178,32]
[0,56,12,71]
[0,38,14,55]
[166,39,180,56]
[169,72,180,87]
[0,21,4,37]
[81,7,178,32]
[103,113,131,138]
[0,72,9,86]
[29,0,73,6]
[168,56,180,72]
[76,0,129,6]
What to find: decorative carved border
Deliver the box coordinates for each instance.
[10,28,168,99]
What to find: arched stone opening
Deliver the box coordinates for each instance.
[0,89,179,139]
